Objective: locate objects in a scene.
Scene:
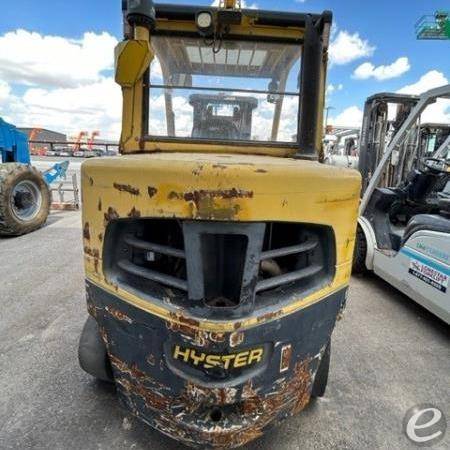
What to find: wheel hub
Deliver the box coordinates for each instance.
[10,180,43,222]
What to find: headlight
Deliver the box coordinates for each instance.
[196,11,213,35]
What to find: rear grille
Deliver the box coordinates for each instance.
[256,222,333,299]
[103,219,335,313]
[119,234,187,291]
[104,219,187,299]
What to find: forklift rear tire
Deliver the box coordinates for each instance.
[0,163,50,236]
[78,316,114,383]
[352,225,368,274]
[311,341,330,398]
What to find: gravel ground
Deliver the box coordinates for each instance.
[0,210,448,450]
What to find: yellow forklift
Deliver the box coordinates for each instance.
[78,1,361,447]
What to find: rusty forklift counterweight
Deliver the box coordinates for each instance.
[78,1,361,447]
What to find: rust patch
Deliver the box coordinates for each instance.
[108,346,315,448]
[168,191,181,200]
[169,188,252,205]
[169,312,200,328]
[110,356,171,412]
[209,332,226,343]
[113,182,140,196]
[169,191,244,220]
[110,355,149,380]
[233,321,243,331]
[183,383,238,408]
[99,326,108,345]
[280,344,292,373]
[147,186,158,198]
[118,377,171,411]
[183,188,253,203]
[83,222,90,240]
[98,198,102,211]
[127,207,141,218]
[105,306,133,323]
[166,313,206,346]
[318,194,358,204]
[229,331,244,348]
[104,207,119,227]
[257,310,282,323]
[176,189,252,220]
[212,164,228,170]
[86,299,98,318]
[242,358,312,417]
[192,165,204,176]
[84,246,100,273]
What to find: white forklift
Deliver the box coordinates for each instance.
[354,84,450,324]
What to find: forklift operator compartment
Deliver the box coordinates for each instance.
[148,35,301,143]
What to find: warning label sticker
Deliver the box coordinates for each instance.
[409,259,448,293]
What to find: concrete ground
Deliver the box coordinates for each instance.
[0,211,448,450]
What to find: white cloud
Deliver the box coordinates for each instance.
[396,70,448,96]
[328,71,450,132]
[353,57,410,81]
[6,78,122,139]
[329,30,375,66]
[326,83,343,96]
[397,70,450,123]
[0,29,117,88]
[0,28,121,139]
[329,106,363,127]
[0,81,11,105]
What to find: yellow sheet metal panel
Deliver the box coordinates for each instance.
[115,40,152,87]
[81,153,361,331]
[142,140,297,157]
[153,16,305,41]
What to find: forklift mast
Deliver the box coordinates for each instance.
[358,93,420,193]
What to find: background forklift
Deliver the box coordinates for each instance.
[354,85,450,324]
[78,1,361,447]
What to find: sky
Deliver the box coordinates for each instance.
[0,0,449,140]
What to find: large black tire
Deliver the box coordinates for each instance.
[311,341,330,398]
[0,163,51,236]
[78,316,114,383]
[352,225,368,274]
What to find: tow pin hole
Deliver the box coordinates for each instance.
[210,407,223,422]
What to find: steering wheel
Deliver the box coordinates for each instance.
[422,157,449,174]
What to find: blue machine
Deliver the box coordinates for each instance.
[0,117,31,164]
[42,161,70,184]
[0,117,69,236]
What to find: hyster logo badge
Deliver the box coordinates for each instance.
[173,345,264,370]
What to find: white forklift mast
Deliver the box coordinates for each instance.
[360,84,450,215]
[355,84,450,324]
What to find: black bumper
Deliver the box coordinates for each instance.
[85,280,347,448]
